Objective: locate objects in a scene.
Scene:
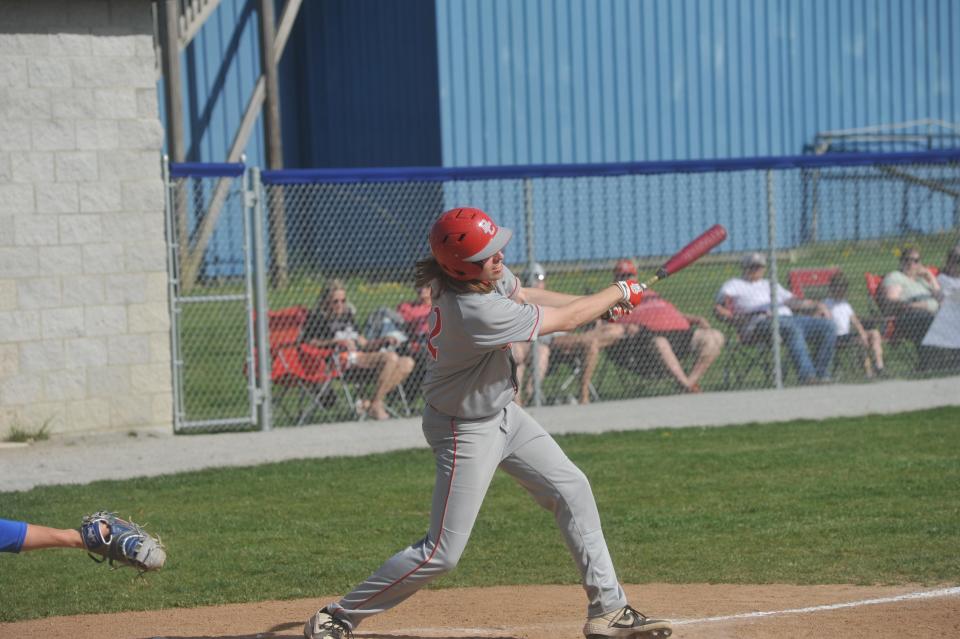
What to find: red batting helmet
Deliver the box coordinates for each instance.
[613,258,638,279]
[429,207,513,281]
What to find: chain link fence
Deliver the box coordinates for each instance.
[165,152,960,432]
[165,162,258,432]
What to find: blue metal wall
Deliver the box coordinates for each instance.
[435,0,960,166]
[166,0,960,167]
[161,0,440,169]
[278,0,442,168]
[158,0,266,166]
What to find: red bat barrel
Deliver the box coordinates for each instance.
[659,224,728,278]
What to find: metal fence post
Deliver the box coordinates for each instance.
[249,167,273,430]
[162,157,184,433]
[766,169,783,390]
[524,177,543,407]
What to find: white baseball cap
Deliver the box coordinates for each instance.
[741,252,767,268]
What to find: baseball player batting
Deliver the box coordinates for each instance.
[304,207,672,639]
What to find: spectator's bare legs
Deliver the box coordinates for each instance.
[868,328,885,372]
[21,523,93,551]
[553,325,621,404]
[512,342,552,405]
[686,328,725,388]
[652,336,692,390]
[353,351,415,420]
[577,338,601,404]
[651,328,724,392]
[530,343,551,400]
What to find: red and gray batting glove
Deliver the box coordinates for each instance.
[79,511,166,573]
[600,304,630,322]
[616,279,646,306]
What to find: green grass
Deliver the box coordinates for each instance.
[3,418,52,443]
[2,406,959,621]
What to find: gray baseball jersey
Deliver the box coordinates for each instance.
[421,265,542,419]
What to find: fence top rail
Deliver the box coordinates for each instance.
[257,150,960,185]
[170,162,245,178]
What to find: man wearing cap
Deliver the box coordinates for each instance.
[609,259,726,393]
[714,252,836,384]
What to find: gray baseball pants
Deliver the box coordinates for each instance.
[329,402,627,628]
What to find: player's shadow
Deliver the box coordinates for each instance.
[357,635,521,639]
[142,621,521,639]
[146,635,520,639]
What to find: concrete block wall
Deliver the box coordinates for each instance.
[0,1,172,437]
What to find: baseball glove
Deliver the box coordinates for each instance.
[79,511,166,573]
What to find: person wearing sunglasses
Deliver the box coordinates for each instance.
[302,280,415,421]
[879,247,943,348]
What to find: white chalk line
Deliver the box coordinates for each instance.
[376,586,960,636]
[672,585,960,626]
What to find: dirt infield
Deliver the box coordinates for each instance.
[3,583,958,639]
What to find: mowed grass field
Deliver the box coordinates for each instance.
[2,405,959,622]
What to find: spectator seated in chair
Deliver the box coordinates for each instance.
[879,246,943,351]
[608,258,725,393]
[714,252,836,385]
[396,284,435,398]
[822,271,886,378]
[301,279,415,421]
[511,263,622,405]
[919,245,960,372]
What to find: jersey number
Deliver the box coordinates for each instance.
[427,307,442,360]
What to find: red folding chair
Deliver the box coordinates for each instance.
[267,306,309,351]
[252,306,347,425]
[789,267,840,299]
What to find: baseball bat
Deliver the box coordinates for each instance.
[641,224,728,288]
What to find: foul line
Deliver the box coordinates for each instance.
[379,586,960,637]
[673,586,960,626]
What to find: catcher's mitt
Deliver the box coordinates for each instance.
[79,511,166,572]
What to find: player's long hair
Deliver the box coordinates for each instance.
[414,257,493,296]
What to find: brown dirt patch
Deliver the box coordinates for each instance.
[3,583,958,639]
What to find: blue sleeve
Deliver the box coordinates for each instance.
[0,518,28,553]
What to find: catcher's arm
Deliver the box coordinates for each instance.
[79,511,166,573]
